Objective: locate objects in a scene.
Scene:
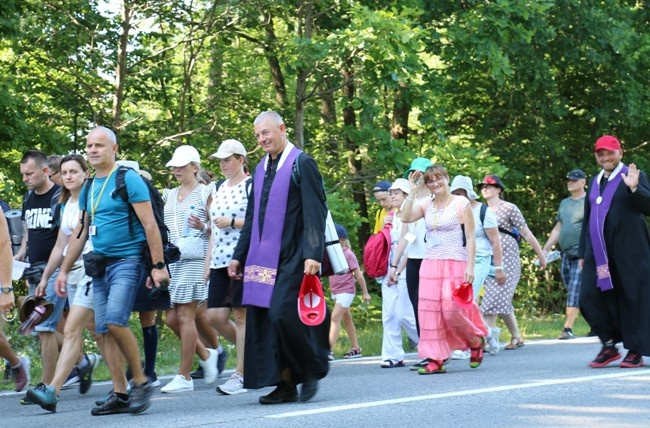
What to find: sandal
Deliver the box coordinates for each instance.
[469,337,485,368]
[380,359,405,368]
[418,360,446,375]
[343,348,362,359]
[505,337,525,350]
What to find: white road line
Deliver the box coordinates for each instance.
[267,369,650,419]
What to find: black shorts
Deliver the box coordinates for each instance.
[132,280,171,312]
[208,267,243,309]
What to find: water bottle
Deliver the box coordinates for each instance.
[18,304,47,336]
[534,250,561,266]
[183,205,198,237]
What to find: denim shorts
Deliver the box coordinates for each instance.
[92,258,144,334]
[34,268,68,333]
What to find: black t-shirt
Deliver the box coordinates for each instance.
[21,185,60,263]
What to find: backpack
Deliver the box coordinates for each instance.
[81,165,179,267]
[499,226,522,245]
[214,177,252,197]
[363,224,392,278]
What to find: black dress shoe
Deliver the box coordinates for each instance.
[259,382,298,405]
[300,379,318,402]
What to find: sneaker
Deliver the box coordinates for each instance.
[558,327,575,340]
[328,351,335,361]
[190,364,204,379]
[620,351,645,368]
[95,384,132,406]
[20,383,42,405]
[61,367,80,390]
[200,348,218,384]
[161,374,194,393]
[588,345,621,368]
[410,358,432,371]
[77,354,99,395]
[27,384,59,413]
[91,392,131,416]
[149,372,161,388]
[129,379,153,414]
[11,356,30,392]
[451,350,470,360]
[343,348,362,359]
[217,372,248,395]
[217,347,228,376]
[487,326,501,355]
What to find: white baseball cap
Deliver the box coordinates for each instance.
[209,139,247,159]
[166,145,201,167]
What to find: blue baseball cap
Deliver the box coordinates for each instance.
[373,180,391,193]
[335,224,348,239]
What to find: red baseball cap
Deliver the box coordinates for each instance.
[594,135,621,152]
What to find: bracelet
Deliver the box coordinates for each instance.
[493,266,503,270]
[231,218,236,228]
[390,264,398,269]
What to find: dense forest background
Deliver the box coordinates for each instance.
[1,0,648,314]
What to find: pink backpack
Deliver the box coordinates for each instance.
[363,224,392,278]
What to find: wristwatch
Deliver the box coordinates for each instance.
[1,286,13,294]
[153,262,166,270]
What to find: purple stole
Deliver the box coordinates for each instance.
[589,164,627,291]
[242,147,301,308]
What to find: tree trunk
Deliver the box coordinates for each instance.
[391,84,409,141]
[112,0,132,133]
[342,61,370,248]
[263,14,287,110]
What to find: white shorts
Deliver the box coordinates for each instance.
[67,275,94,310]
[331,292,355,308]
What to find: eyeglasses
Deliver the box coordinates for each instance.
[49,171,60,179]
[425,176,446,185]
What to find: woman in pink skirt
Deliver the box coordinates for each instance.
[401,165,487,374]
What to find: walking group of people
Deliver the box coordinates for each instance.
[366,134,649,375]
[1,129,648,417]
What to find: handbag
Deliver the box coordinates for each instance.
[173,189,205,261]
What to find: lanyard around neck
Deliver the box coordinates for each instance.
[90,165,118,222]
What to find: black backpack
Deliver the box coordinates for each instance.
[81,165,179,267]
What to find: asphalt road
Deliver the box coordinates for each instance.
[1,336,649,428]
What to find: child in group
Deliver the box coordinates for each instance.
[327,224,371,360]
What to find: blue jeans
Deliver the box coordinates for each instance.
[34,268,68,333]
[92,258,144,334]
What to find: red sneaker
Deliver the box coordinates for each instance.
[619,351,645,368]
[588,346,621,368]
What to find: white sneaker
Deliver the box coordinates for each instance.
[161,374,194,393]
[216,372,248,395]
[200,348,218,384]
[451,350,471,360]
[487,326,501,355]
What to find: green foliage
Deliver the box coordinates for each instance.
[0,0,648,313]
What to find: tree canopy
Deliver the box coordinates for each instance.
[1,0,648,313]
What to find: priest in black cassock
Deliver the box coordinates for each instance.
[579,135,650,369]
[230,110,329,404]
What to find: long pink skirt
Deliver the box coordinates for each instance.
[418,259,487,361]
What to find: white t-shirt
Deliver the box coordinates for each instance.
[473,203,498,257]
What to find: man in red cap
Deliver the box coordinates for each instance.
[579,135,650,369]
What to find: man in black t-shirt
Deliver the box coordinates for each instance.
[16,150,66,401]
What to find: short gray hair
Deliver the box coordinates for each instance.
[90,126,117,145]
[254,111,284,127]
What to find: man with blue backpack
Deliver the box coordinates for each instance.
[55,126,169,416]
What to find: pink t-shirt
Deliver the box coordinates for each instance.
[328,247,360,295]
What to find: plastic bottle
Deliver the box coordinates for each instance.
[183,205,198,237]
[534,250,561,266]
[18,304,47,336]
